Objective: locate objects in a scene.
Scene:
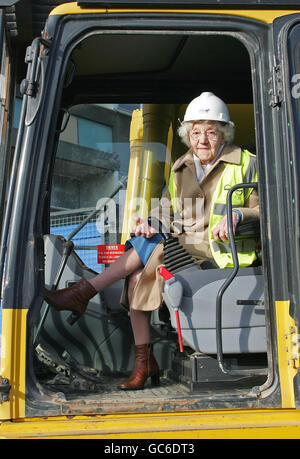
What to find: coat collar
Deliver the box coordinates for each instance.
[172,144,242,172]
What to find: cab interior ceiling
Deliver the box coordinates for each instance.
[62,33,252,106]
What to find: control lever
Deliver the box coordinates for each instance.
[130,216,171,240]
[147,216,172,241]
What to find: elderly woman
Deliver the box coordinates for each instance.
[45,92,259,390]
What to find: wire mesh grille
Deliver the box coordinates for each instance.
[50,209,102,273]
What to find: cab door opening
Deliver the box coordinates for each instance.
[28,23,271,414]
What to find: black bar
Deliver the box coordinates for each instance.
[236,299,264,305]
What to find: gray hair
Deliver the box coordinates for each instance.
[177,120,235,147]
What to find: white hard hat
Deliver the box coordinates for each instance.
[183,92,234,126]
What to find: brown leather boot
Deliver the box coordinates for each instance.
[44,278,97,318]
[118,344,160,390]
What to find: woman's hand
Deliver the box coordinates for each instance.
[132,216,157,238]
[211,212,240,242]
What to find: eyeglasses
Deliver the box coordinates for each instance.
[190,130,220,141]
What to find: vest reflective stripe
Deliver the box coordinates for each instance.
[209,149,258,268]
[168,149,258,269]
[243,153,257,199]
[168,169,178,213]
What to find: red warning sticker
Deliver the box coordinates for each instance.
[97,244,125,264]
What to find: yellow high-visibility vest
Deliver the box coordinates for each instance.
[168,149,258,268]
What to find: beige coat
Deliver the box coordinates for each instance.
[121,144,259,311]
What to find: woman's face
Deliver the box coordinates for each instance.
[189,121,224,165]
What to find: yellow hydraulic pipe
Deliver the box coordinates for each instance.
[138,104,174,218]
[121,109,144,243]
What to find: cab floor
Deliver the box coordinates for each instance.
[42,374,255,415]
[42,375,200,414]
[45,374,190,401]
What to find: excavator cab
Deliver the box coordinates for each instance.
[4,4,300,420]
